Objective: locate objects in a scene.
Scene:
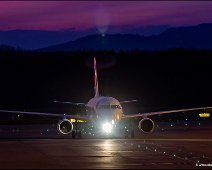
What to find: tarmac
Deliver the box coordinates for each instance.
[0,121,212,169]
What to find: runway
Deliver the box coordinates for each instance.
[0,138,211,169]
[0,122,212,169]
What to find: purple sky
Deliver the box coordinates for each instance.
[0,1,212,31]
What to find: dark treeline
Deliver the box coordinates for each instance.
[0,47,211,123]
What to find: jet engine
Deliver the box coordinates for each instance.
[138,118,154,133]
[58,119,73,135]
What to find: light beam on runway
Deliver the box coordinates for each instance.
[101,140,113,151]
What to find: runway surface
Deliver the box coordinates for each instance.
[0,121,212,169]
[0,138,212,169]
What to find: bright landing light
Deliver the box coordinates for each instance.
[102,122,112,133]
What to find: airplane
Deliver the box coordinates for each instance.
[0,57,211,138]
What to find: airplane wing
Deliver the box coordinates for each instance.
[120,99,137,104]
[122,106,212,118]
[0,110,90,121]
[53,101,86,106]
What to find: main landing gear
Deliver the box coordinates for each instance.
[124,129,135,139]
[72,122,82,139]
[72,130,82,139]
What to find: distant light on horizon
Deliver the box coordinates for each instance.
[95,4,110,36]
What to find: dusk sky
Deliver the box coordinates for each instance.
[0,1,212,33]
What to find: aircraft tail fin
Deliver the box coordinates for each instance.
[94,57,99,97]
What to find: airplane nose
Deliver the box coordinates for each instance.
[98,110,113,121]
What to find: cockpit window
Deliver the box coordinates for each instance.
[98,105,121,109]
[111,105,122,109]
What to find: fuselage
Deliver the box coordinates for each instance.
[87,96,123,125]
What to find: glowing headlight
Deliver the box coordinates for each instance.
[102,122,112,133]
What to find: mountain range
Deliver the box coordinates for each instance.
[0,23,212,51]
[41,23,212,52]
[0,30,85,50]
[0,25,168,50]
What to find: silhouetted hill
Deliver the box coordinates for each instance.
[41,23,212,51]
[0,30,84,50]
[0,25,169,50]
